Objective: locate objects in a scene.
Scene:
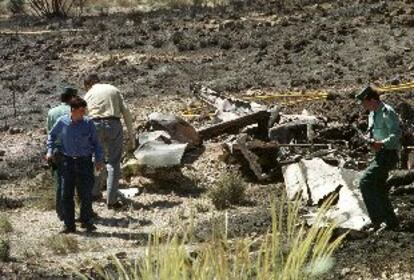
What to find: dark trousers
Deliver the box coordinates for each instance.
[61,156,94,228]
[52,166,63,220]
[359,150,399,227]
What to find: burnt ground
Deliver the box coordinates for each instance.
[1,0,414,279]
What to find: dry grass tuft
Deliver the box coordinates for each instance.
[46,234,80,255]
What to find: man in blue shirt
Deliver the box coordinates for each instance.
[46,86,78,221]
[47,96,104,234]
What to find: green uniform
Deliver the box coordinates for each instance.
[46,103,70,221]
[359,102,401,228]
[368,102,401,150]
[47,103,70,132]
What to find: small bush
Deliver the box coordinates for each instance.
[7,0,25,14]
[28,0,87,18]
[46,234,79,255]
[153,0,220,9]
[0,195,24,210]
[0,215,13,235]
[0,239,10,262]
[208,171,247,210]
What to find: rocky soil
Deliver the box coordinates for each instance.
[1,0,414,279]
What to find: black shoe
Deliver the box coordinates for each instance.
[385,222,401,232]
[91,211,99,219]
[107,201,125,210]
[76,211,99,223]
[92,194,103,202]
[81,223,97,232]
[361,223,382,233]
[60,226,76,234]
[366,223,397,234]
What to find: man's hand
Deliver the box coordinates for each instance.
[370,141,384,152]
[95,162,105,171]
[45,153,55,168]
[45,153,54,162]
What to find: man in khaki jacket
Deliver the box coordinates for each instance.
[84,73,136,209]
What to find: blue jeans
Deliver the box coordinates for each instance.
[93,119,123,205]
[61,156,94,228]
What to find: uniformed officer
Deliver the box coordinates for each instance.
[356,85,401,231]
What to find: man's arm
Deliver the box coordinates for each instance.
[89,120,104,163]
[46,111,53,133]
[382,109,402,149]
[119,94,136,151]
[46,120,63,157]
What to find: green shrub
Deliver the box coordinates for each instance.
[0,215,13,235]
[46,234,79,255]
[0,239,10,262]
[7,0,25,14]
[208,171,247,210]
[149,0,227,9]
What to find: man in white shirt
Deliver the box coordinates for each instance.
[84,73,136,209]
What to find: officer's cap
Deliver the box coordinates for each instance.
[61,86,78,96]
[355,85,379,102]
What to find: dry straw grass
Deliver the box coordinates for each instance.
[78,194,346,280]
[24,171,56,211]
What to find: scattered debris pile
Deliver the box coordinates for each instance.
[191,85,362,182]
[121,84,414,231]
[222,134,279,181]
[192,84,271,140]
[191,84,268,123]
[269,110,325,144]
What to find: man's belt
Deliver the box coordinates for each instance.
[92,116,120,121]
[64,155,92,160]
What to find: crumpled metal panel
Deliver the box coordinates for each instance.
[138,131,171,145]
[119,188,140,198]
[134,142,188,168]
[283,162,310,202]
[283,158,370,230]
